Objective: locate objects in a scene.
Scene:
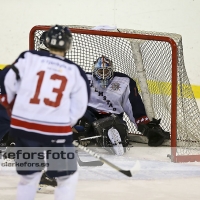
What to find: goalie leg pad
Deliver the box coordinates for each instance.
[92,114,129,154]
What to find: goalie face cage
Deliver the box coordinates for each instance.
[29,25,200,162]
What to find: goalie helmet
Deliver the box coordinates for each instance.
[45,25,72,51]
[39,31,49,52]
[92,56,114,88]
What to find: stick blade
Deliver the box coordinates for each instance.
[76,153,104,166]
[78,159,104,167]
[120,160,140,177]
[119,170,132,177]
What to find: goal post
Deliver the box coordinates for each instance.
[29,25,200,162]
[130,40,155,121]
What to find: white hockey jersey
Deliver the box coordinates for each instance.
[87,72,148,125]
[3,50,90,139]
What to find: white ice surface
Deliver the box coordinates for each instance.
[1,143,200,200]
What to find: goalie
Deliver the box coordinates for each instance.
[73,55,170,155]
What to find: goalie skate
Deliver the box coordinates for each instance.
[108,127,124,156]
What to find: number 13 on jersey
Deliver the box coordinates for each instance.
[30,71,67,107]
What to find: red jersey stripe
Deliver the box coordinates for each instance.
[11,117,72,134]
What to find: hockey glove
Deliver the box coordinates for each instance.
[72,126,90,147]
[138,118,170,147]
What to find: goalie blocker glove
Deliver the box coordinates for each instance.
[138,118,170,146]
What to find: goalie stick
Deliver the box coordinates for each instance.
[80,135,102,140]
[73,141,140,177]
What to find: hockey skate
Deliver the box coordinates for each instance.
[38,172,57,189]
[2,142,15,159]
[0,134,9,153]
[108,127,124,156]
[0,142,6,154]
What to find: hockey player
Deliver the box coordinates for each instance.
[0,30,57,186]
[0,96,10,148]
[74,55,170,155]
[0,25,90,200]
[0,68,11,149]
[0,30,48,148]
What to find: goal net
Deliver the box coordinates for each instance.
[29,25,200,162]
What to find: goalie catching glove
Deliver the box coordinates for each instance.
[138,118,170,146]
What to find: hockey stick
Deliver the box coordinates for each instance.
[73,141,140,177]
[76,150,104,167]
[80,135,102,140]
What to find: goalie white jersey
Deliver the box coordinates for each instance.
[2,50,90,139]
[87,72,148,125]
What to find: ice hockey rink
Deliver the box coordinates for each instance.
[0,44,200,200]
[1,141,200,200]
[0,89,199,200]
[1,101,199,200]
[1,0,200,199]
